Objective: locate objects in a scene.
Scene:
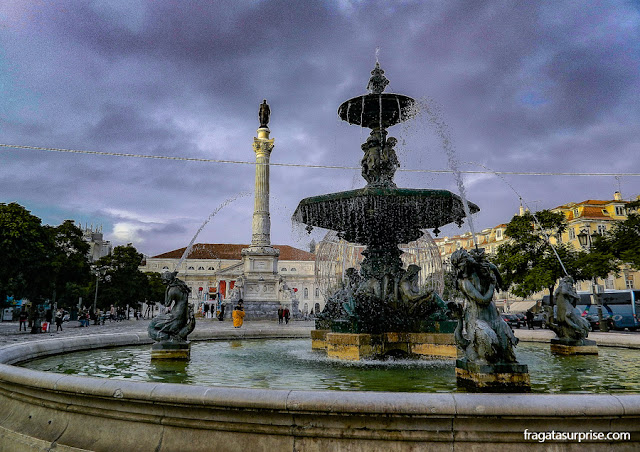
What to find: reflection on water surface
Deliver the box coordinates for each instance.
[21,339,640,393]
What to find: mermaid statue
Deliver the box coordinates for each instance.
[148,271,196,342]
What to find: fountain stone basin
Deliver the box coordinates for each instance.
[293,187,479,244]
[338,93,416,128]
[1,332,640,451]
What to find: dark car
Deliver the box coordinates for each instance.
[501,313,521,329]
[515,313,526,324]
[584,312,613,331]
[532,313,546,328]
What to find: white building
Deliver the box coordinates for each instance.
[140,243,324,315]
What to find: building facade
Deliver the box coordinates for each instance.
[140,243,325,315]
[434,192,639,309]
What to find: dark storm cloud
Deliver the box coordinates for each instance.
[0,0,638,255]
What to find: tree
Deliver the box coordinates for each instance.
[0,203,52,306]
[145,271,166,304]
[93,244,148,310]
[45,220,92,308]
[598,208,640,270]
[494,210,581,300]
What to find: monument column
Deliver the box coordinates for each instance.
[240,100,280,319]
[251,127,275,248]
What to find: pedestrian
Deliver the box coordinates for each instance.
[218,303,225,321]
[526,310,534,330]
[284,307,290,325]
[204,303,210,319]
[45,308,53,332]
[55,308,63,332]
[110,305,116,322]
[19,308,28,331]
[232,300,245,328]
[277,306,284,324]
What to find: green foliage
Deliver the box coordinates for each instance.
[93,244,148,309]
[599,212,640,270]
[145,271,166,304]
[0,203,53,304]
[46,220,92,307]
[495,210,579,298]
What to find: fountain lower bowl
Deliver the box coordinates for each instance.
[1,330,639,451]
[293,187,479,243]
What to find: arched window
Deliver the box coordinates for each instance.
[280,268,287,272]
[208,266,215,270]
[188,266,195,270]
[162,266,169,270]
[291,267,297,272]
[198,266,205,271]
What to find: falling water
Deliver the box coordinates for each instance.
[418,99,478,245]
[176,192,250,270]
[375,46,380,64]
[464,161,569,276]
[396,97,403,123]
[379,95,383,132]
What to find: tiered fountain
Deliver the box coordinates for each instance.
[294,63,479,360]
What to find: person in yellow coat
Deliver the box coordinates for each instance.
[232,300,245,328]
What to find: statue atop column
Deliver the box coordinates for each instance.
[259,99,270,128]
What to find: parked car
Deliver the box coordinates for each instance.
[501,313,521,329]
[532,313,546,328]
[515,313,526,324]
[583,312,613,331]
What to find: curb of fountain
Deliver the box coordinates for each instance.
[0,328,639,450]
[514,329,640,349]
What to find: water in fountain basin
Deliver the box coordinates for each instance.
[176,192,250,269]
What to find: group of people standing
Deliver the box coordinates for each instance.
[277,306,291,324]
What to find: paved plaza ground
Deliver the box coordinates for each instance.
[2,316,640,349]
[0,316,317,347]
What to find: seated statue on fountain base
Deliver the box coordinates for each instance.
[148,271,196,360]
[314,265,460,360]
[449,248,530,392]
[549,276,598,355]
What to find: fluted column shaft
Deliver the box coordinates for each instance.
[251,127,275,247]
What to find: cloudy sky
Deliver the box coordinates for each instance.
[1,1,638,257]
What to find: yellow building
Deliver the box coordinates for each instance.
[434,192,639,308]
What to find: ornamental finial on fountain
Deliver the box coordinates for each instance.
[366,62,389,94]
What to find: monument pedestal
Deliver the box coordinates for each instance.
[456,358,530,392]
[311,329,330,350]
[550,338,598,355]
[151,342,191,360]
[408,333,460,359]
[320,331,460,360]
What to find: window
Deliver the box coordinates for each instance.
[496,229,502,239]
[188,266,195,270]
[568,228,575,240]
[315,288,319,298]
[605,276,615,290]
[208,267,215,270]
[615,206,625,216]
[198,266,205,271]
[162,266,169,270]
[573,208,579,217]
[626,275,635,289]
[291,268,297,272]
[304,288,309,299]
[280,268,287,272]
[597,224,607,235]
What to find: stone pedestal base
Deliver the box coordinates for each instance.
[151,342,191,360]
[550,338,598,355]
[326,333,381,360]
[320,331,459,361]
[311,329,330,350]
[408,333,460,359]
[238,300,281,320]
[456,358,530,392]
